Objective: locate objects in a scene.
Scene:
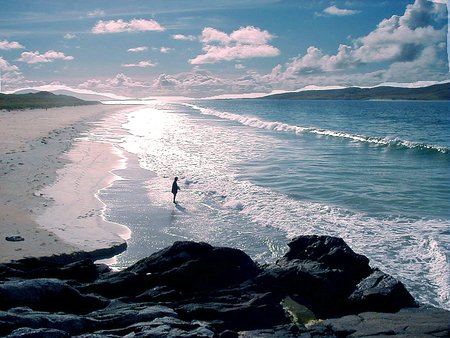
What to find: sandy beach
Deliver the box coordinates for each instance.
[0,104,134,263]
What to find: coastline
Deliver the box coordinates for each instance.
[0,104,135,264]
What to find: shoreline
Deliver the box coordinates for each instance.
[0,104,137,264]
[36,140,130,251]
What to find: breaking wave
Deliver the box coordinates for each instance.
[187,104,450,154]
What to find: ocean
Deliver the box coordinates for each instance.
[86,99,449,310]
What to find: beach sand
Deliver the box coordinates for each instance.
[0,105,134,264]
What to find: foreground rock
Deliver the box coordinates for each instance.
[0,235,448,337]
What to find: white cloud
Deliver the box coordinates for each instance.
[92,18,165,34]
[354,0,446,64]
[17,50,74,64]
[272,0,447,84]
[200,27,231,44]
[121,60,157,68]
[152,69,228,96]
[160,47,173,53]
[87,9,105,17]
[323,6,360,16]
[151,68,275,97]
[128,46,148,52]
[277,44,357,78]
[172,34,197,41]
[380,45,448,82]
[190,26,279,64]
[79,73,150,97]
[0,56,19,71]
[0,39,25,50]
[64,33,77,40]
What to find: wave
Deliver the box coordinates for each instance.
[186,104,450,154]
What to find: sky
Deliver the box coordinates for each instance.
[0,0,448,98]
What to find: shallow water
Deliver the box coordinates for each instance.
[89,99,449,310]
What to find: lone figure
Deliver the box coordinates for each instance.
[171,177,180,204]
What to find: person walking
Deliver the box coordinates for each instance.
[171,177,180,204]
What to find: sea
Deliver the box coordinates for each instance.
[85,99,449,310]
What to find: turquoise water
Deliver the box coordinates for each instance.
[94,99,449,310]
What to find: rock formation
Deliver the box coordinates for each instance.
[0,235,448,337]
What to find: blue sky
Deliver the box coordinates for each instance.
[0,0,448,98]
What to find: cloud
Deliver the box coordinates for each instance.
[272,0,447,82]
[79,73,150,97]
[280,44,357,77]
[160,47,173,53]
[0,56,19,71]
[121,60,157,68]
[152,69,230,97]
[87,9,106,17]
[17,50,74,64]
[323,6,360,16]
[172,34,197,41]
[190,26,279,64]
[128,46,148,52]
[354,0,446,63]
[92,18,165,34]
[64,33,77,40]
[151,68,276,97]
[0,40,25,50]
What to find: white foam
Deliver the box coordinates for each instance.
[186,103,450,154]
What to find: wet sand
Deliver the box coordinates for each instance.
[0,105,134,263]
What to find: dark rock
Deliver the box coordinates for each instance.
[86,300,178,329]
[1,241,126,270]
[348,269,417,312]
[258,257,368,318]
[0,278,107,314]
[77,271,150,298]
[239,324,303,338]
[254,235,414,318]
[83,241,260,298]
[0,236,447,337]
[177,292,289,331]
[127,241,260,290]
[5,236,24,242]
[307,306,450,337]
[85,307,215,337]
[0,258,112,282]
[73,335,119,338]
[218,329,239,338]
[46,260,110,282]
[6,327,69,338]
[135,285,181,303]
[283,235,372,283]
[0,308,96,337]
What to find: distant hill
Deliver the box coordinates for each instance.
[0,91,100,110]
[13,88,129,101]
[262,83,449,101]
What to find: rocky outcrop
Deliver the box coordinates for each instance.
[0,235,448,337]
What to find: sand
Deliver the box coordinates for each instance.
[0,105,135,264]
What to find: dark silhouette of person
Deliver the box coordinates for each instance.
[171,177,180,204]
